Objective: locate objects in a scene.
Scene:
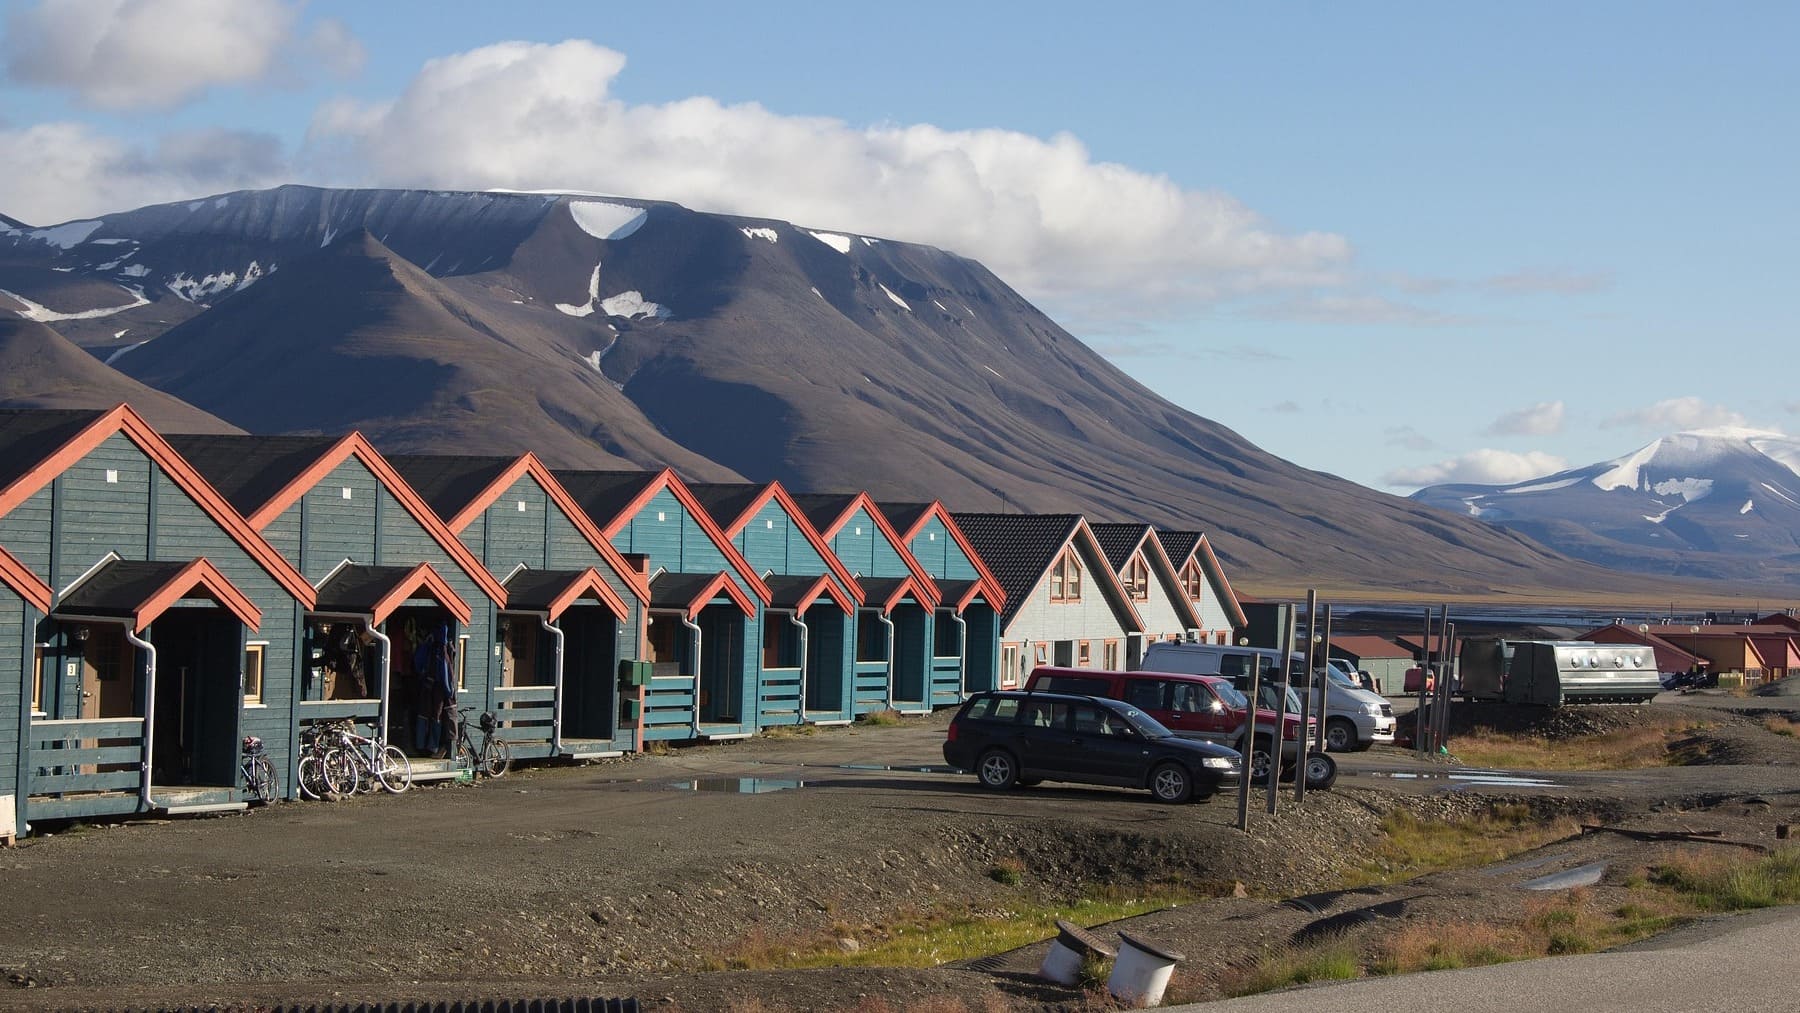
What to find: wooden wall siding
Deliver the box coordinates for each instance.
[260,506,301,563]
[2,588,22,828]
[297,459,380,577]
[0,486,52,576]
[737,501,832,578]
[1135,584,1188,641]
[611,488,729,576]
[1006,569,1135,647]
[56,433,152,587]
[483,477,550,571]
[830,508,908,578]
[908,519,980,581]
[1194,583,1235,632]
[153,467,300,797]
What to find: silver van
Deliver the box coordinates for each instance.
[1139,642,1396,751]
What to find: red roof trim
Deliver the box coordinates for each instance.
[506,567,630,621]
[899,501,1006,610]
[363,562,473,626]
[946,580,989,614]
[0,405,317,610]
[1130,529,1203,631]
[598,470,771,604]
[246,433,508,607]
[0,544,52,613]
[443,453,650,605]
[777,573,855,616]
[134,557,264,633]
[669,570,757,619]
[1024,520,1145,633]
[819,493,941,608]
[1192,535,1247,629]
[722,483,865,607]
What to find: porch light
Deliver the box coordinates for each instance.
[74,625,89,643]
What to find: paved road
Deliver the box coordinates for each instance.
[1175,905,1800,1012]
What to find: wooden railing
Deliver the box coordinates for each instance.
[642,674,698,741]
[852,661,888,715]
[493,685,555,746]
[27,718,145,817]
[757,667,802,726]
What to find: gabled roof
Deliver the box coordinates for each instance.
[55,557,261,633]
[951,513,1144,632]
[688,481,863,607]
[875,501,931,539]
[934,578,987,613]
[1154,529,1247,630]
[791,491,939,608]
[0,409,112,493]
[168,431,508,607]
[880,499,1006,612]
[0,544,51,613]
[764,574,855,614]
[314,562,472,626]
[502,567,629,620]
[857,575,935,614]
[0,405,316,610]
[386,452,650,605]
[557,468,771,604]
[1088,522,1202,630]
[649,570,757,618]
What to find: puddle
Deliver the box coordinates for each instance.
[1363,768,1559,788]
[1520,862,1609,891]
[670,777,808,794]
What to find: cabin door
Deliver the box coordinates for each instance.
[79,626,134,719]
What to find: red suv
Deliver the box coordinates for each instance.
[1024,666,1316,784]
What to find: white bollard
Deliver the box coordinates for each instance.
[1108,931,1184,1008]
[1037,919,1115,986]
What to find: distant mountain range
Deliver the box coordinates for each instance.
[0,185,1754,596]
[1413,428,1800,584]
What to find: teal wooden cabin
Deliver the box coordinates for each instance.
[388,453,650,759]
[0,407,319,831]
[554,470,770,741]
[792,493,941,715]
[880,501,1007,702]
[690,482,864,726]
[168,433,510,779]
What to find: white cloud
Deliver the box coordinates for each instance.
[1,0,357,110]
[1484,400,1565,437]
[304,39,1350,313]
[0,122,286,226]
[1602,397,1746,432]
[1481,269,1611,296]
[1383,449,1567,489]
[1384,426,1438,452]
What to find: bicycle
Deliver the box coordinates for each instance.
[297,722,359,799]
[239,735,277,804]
[449,706,511,778]
[324,718,413,794]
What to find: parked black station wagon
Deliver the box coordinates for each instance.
[943,690,1242,803]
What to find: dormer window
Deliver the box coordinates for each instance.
[1181,561,1205,600]
[1125,555,1150,601]
[1049,550,1083,602]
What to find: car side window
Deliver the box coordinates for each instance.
[1171,682,1206,712]
[1074,704,1129,736]
[1042,675,1110,696]
[1021,699,1068,729]
[1218,654,1247,677]
[968,696,1020,721]
[1123,680,1165,711]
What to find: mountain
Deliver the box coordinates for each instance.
[1412,429,1800,583]
[0,316,238,433]
[0,185,1747,596]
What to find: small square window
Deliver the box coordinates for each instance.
[243,643,266,705]
[341,487,354,500]
[517,500,528,512]
[104,469,119,484]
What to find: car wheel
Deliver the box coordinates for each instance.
[1149,762,1193,803]
[1249,738,1273,783]
[977,749,1019,790]
[1303,750,1338,790]
[1324,719,1357,753]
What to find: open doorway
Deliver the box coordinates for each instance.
[149,609,243,788]
[697,604,745,726]
[803,606,848,715]
[560,605,622,745]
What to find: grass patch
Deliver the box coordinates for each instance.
[700,884,1198,972]
[1762,716,1800,738]
[988,857,1026,886]
[860,708,906,727]
[760,723,819,740]
[1651,846,1800,910]
[1218,935,1361,998]
[1343,803,1580,887]
[1450,719,1715,770]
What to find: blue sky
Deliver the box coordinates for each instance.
[3,1,1794,492]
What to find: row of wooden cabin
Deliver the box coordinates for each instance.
[0,405,1244,836]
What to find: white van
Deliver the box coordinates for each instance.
[1139,642,1396,751]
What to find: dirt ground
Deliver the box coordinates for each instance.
[5,691,1800,1012]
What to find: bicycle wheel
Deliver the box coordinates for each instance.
[481,736,512,778]
[376,744,413,794]
[246,754,277,803]
[297,754,325,800]
[453,736,478,774]
[322,747,360,797]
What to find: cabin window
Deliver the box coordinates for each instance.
[856,611,888,662]
[1181,561,1205,600]
[647,613,680,663]
[31,644,45,714]
[1078,640,1092,666]
[1125,556,1150,601]
[762,618,800,668]
[243,643,266,705]
[1001,644,1020,685]
[1103,639,1120,669]
[1049,550,1082,602]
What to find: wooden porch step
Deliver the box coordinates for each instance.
[407,758,472,783]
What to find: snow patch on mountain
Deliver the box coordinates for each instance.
[1741,500,1754,515]
[601,291,670,320]
[167,271,241,303]
[1593,440,1661,491]
[26,221,102,248]
[104,339,151,365]
[880,284,910,311]
[1504,477,1581,495]
[1750,436,1800,481]
[1651,477,1713,502]
[2,284,148,322]
[570,201,647,241]
[556,264,602,317]
[740,227,778,243]
[120,263,149,278]
[1759,482,1800,508]
[809,231,853,254]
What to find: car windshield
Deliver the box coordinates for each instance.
[1116,706,1173,739]
[1257,684,1303,715]
[1215,683,1248,709]
[1324,666,1359,688]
